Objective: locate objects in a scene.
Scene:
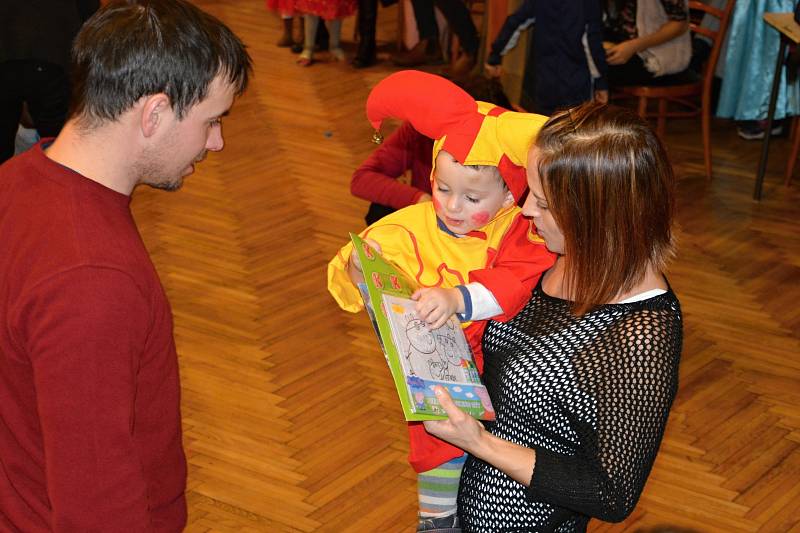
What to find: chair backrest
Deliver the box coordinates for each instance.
[689,0,736,83]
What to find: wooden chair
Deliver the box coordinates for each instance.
[615,0,736,180]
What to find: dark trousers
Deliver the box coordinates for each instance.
[411,0,479,56]
[365,202,395,226]
[0,60,70,163]
[607,54,657,87]
[356,0,378,58]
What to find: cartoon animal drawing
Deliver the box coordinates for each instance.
[405,318,436,376]
[407,376,427,410]
[428,323,461,381]
[397,304,466,382]
[435,322,463,366]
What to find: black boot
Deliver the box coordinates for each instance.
[316,20,329,52]
[277,17,293,47]
[352,0,378,68]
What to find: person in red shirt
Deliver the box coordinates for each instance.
[0,1,251,531]
[351,120,435,225]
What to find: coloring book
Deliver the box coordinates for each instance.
[351,233,495,422]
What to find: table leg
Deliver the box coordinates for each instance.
[754,38,788,201]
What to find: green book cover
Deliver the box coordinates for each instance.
[350,233,495,422]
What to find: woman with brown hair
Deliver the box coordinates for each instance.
[423,102,683,532]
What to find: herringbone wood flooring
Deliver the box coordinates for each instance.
[128,2,800,531]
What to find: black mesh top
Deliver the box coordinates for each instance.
[458,278,682,533]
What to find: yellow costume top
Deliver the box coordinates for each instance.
[328,202,525,314]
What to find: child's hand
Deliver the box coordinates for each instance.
[347,238,381,284]
[412,287,464,329]
[349,238,382,272]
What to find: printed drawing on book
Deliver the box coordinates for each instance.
[384,295,473,383]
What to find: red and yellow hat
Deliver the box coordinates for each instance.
[366,70,548,202]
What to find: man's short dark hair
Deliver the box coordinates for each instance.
[70,0,252,125]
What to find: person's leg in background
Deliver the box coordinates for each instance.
[24,60,70,142]
[353,0,379,68]
[434,0,479,76]
[0,61,25,163]
[364,202,395,225]
[607,54,656,87]
[326,18,346,61]
[316,18,330,50]
[392,0,441,66]
[298,14,320,65]
[278,15,295,46]
[291,17,327,54]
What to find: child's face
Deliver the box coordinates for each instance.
[432,151,514,235]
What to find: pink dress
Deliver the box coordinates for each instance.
[294,0,356,20]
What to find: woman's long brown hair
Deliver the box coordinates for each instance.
[535,103,675,315]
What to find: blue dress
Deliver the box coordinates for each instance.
[716,0,799,121]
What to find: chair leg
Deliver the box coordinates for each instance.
[637,96,647,119]
[786,117,800,186]
[657,98,667,139]
[702,100,712,180]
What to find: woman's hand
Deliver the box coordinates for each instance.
[425,386,538,486]
[412,287,463,329]
[605,39,639,65]
[423,386,488,456]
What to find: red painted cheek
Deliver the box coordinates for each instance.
[471,211,490,226]
[432,197,441,212]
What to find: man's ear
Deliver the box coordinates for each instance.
[140,94,171,138]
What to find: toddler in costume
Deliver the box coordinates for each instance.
[327,71,554,531]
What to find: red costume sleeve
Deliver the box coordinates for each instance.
[350,121,434,210]
[469,214,556,322]
[23,267,155,531]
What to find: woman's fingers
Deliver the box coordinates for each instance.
[433,386,459,416]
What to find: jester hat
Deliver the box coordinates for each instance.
[366,70,549,203]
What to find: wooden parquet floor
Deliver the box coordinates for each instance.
[127,2,800,531]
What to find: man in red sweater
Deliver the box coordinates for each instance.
[0,1,251,531]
